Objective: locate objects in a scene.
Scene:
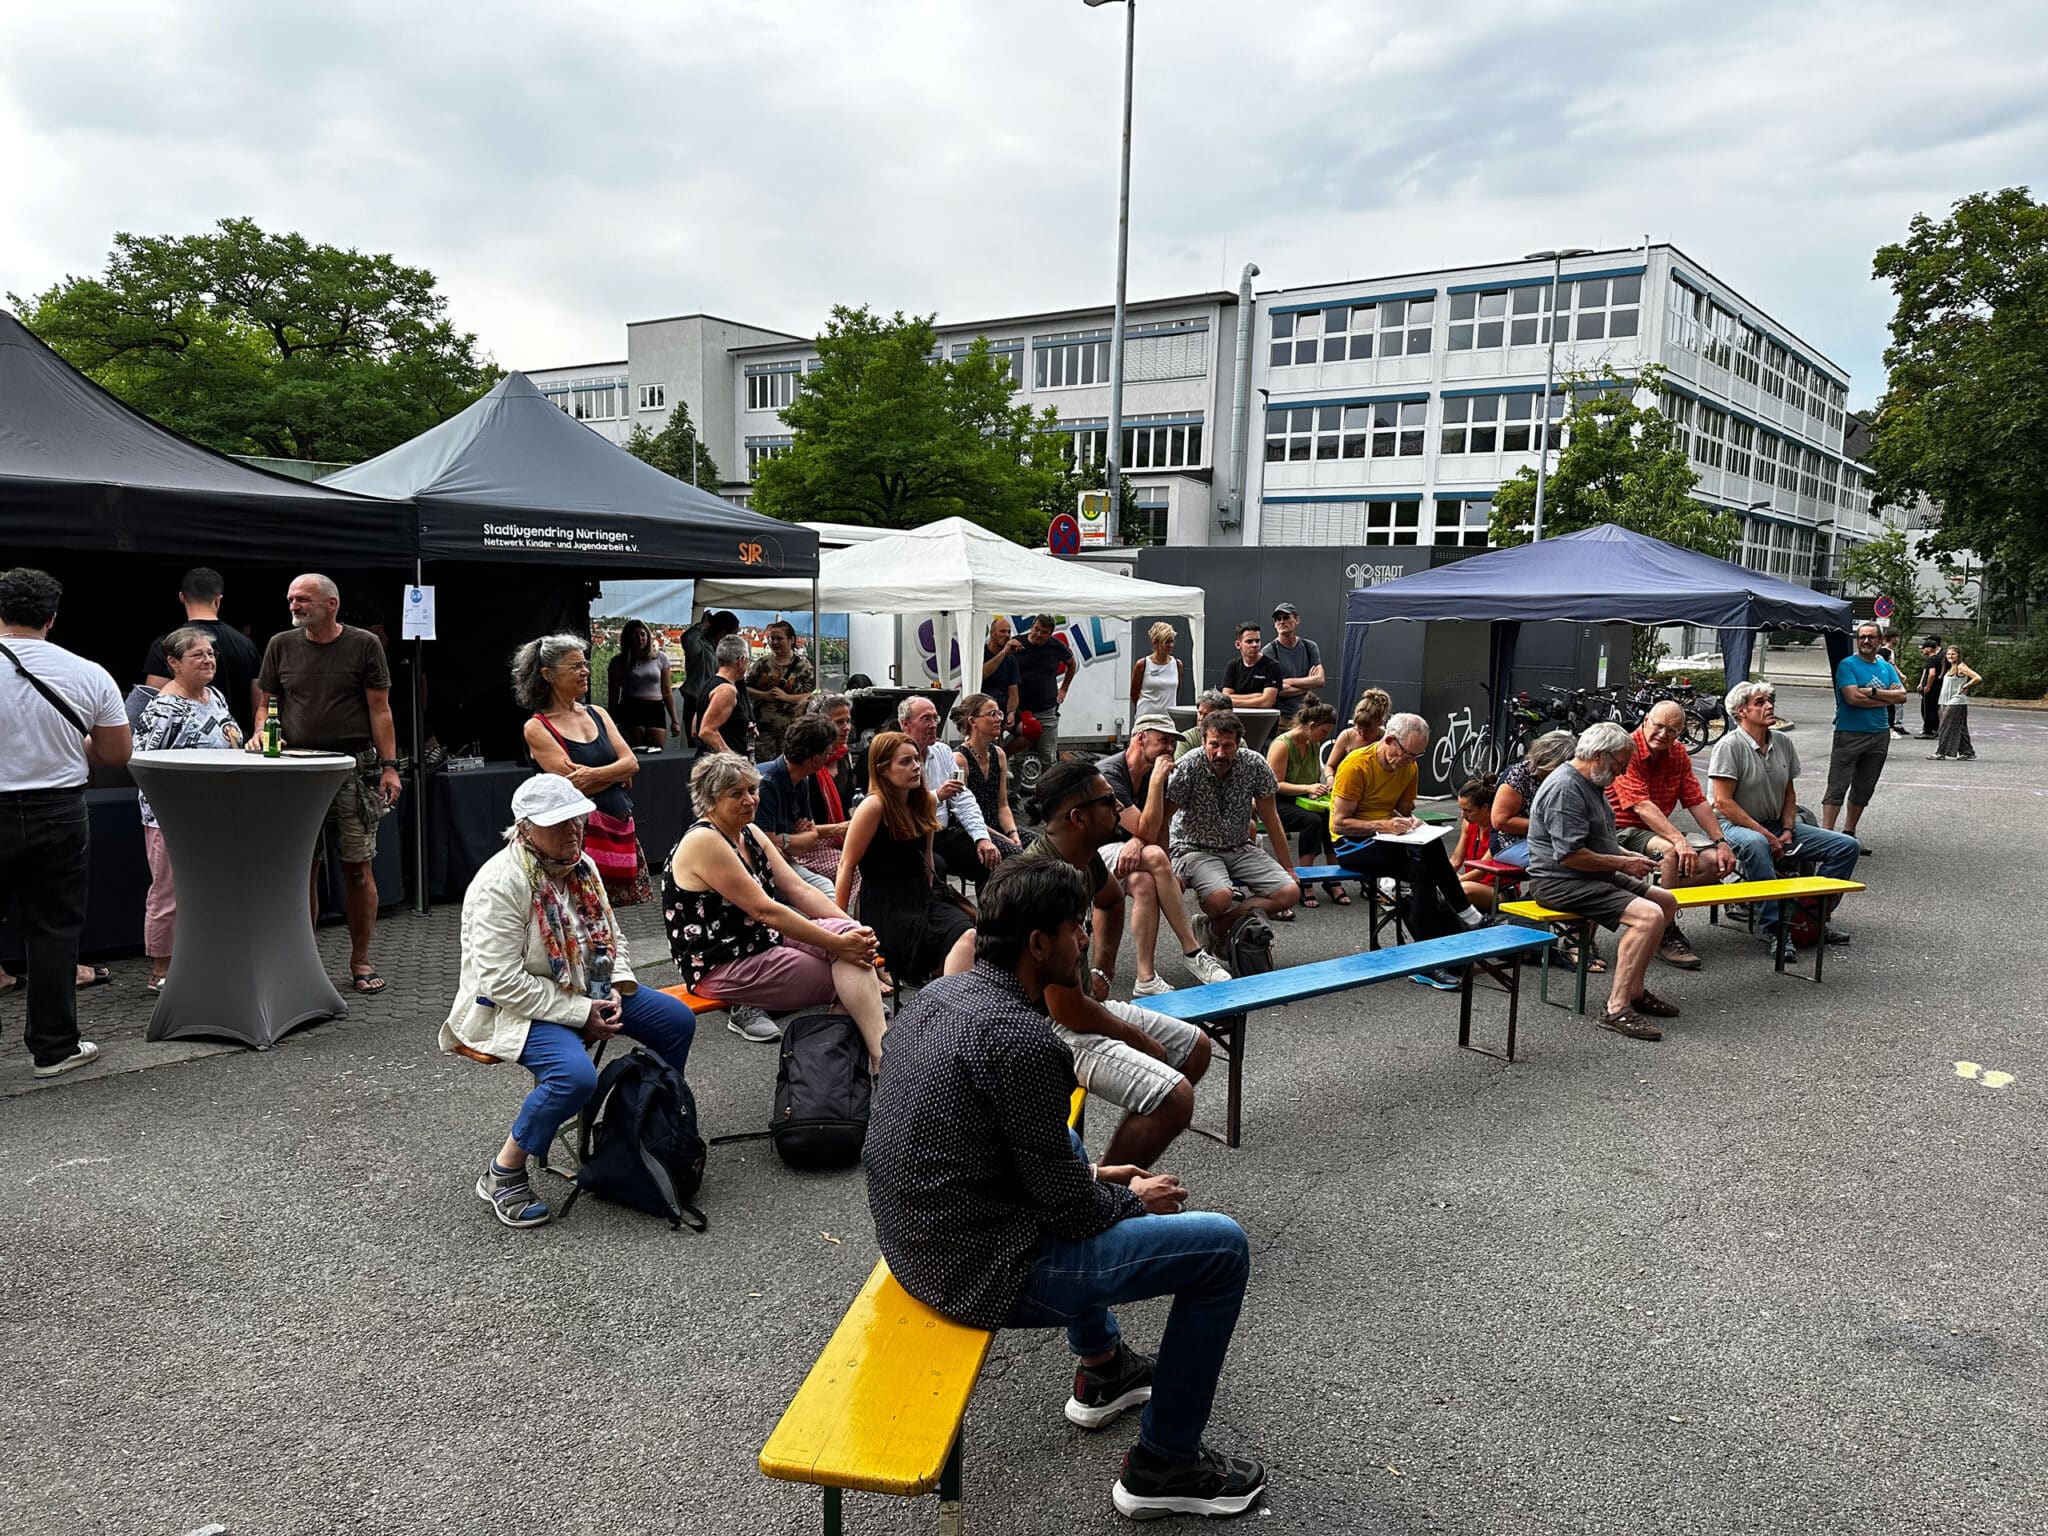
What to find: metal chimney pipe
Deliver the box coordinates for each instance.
[1224,261,1260,530]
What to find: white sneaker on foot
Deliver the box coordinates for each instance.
[1133,974,1175,997]
[32,1041,100,1079]
[1183,950,1231,986]
[726,1006,782,1042]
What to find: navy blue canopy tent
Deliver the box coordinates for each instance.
[1341,524,1856,746]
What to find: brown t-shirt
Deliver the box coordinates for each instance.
[257,626,391,751]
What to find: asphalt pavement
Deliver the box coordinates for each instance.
[3,681,2042,1536]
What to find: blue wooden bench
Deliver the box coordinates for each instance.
[1143,925,1554,1147]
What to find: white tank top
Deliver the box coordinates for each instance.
[1135,654,1180,717]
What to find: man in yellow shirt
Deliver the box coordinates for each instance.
[1327,713,1491,989]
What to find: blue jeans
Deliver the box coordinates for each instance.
[1723,820,1860,928]
[1005,1132,1250,1460]
[1492,837,1530,868]
[510,985,699,1156]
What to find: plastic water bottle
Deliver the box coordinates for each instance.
[585,950,613,1002]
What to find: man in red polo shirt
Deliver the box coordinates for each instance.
[1605,700,1735,969]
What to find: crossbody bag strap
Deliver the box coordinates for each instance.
[0,642,90,735]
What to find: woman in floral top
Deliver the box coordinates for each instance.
[135,626,243,990]
[664,751,889,1068]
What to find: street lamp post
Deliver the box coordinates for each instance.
[1086,0,1136,544]
[1524,247,1593,542]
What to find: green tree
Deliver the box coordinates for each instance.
[10,216,497,462]
[1868,188,2048,593]
[1036,449,1144,546]
[1489,367,1737,675]
[1837,527,1934,646]
[750,306,1062,542]
[624,402,721,488]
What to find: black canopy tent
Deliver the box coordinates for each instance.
[1341,524,1857,751]
[0,310,415,566]
[323,372,818,580]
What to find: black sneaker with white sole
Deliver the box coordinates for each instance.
[1113,1441,1268,1520]
[1064,1343,1154,1429]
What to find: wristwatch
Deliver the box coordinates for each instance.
[779,832,791,853]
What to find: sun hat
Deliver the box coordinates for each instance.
[512,773,597,827]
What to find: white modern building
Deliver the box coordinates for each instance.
[1249,243,1878,585]
[529,241,1881,588]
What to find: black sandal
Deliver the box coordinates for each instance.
[349,969,387,995]
[1326,883,1352,906]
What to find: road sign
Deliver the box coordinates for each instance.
[1873,594,1895,619]
[1048,513,1080,556]
[1077,489,1110,547]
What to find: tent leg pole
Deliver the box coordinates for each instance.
[410,560,430,917]
[811,573,823,690]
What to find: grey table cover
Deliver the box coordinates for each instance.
[130,750,356,1049]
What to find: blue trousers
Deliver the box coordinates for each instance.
[510,985,699,1157]
[1723,819,1860,928]
[1005,1132,1250,1460]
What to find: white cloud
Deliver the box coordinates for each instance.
[3,0,2044,399]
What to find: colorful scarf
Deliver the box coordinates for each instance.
[815,748,848,824]
[516,838,616,997]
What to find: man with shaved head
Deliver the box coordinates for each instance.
[254,573,402,997]
[1605,698,1735,970]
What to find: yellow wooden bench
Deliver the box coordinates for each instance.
[1501,876,1866,1013]
[760,1087,1087,1533]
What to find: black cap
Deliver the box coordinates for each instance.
[1272,601,1299,618]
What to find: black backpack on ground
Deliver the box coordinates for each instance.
[771,1013,872,1171]
[561,1044,707,1232]
[1223,910,1276,979]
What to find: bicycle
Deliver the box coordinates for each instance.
[1432,705,1498,785]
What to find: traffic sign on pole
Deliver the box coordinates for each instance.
[1048,513,1080,556]
[1873,594,1895,620]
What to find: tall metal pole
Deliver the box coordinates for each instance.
[1530,250,1564,544]
[409,556,429,916]
[1103,0,1136,545]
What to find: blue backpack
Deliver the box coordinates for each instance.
[561,1045,707,1232]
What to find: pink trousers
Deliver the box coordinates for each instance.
[143,825,177,959]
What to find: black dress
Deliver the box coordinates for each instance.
[957,744,1019,853]
[856,821,973,983]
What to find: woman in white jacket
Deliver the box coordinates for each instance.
[442,773,699,1228]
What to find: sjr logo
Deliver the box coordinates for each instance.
[738,542,765,566]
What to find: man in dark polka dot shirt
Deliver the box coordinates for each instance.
[864,858,1268,1520]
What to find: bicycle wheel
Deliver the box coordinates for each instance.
[1430,735,1454,787]
[1681,713,1710,753]
[1464,728,1499,779]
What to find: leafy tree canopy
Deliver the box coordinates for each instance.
[749,305,1064,543]
[10,216,497,462]
[1489,365,1737,559]
[1867,187,2048,592]
[1837,527,1934,645]
[623,402,721,488]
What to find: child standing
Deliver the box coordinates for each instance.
[1930,645,1981,760]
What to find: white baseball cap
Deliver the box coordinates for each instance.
[512,773,596,827]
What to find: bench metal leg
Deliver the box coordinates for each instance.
[823,1486,842,1536]
[1459,952,1526,1063]
[1190,1012,1245,1149]
[938,1433,964,1535]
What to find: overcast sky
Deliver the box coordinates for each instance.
[4,0,2044,404]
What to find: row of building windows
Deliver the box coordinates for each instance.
[745,368,798,412]
[1270,298,1434,365]
[1061,412,1205,470]
[1264,400,1429,461]
[1447,274,1642,351]
[1260,497,1493,548]
[544,381,629,422]
[1661,392,1859,506]
[745,436,793,470]
[1666,285,1847,431]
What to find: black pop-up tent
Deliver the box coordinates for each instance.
[0,310,415,564]
[1341,524,1857,746]
[324,372,817,580]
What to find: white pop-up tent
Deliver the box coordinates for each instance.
[694,516,1208,689]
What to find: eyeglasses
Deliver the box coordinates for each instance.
[1069,791,1119,816]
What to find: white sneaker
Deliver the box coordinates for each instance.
[726,1006,782,1043]
[1133,974,1175,997]
[32,1040,100,1079]
[1183,950,1232,987]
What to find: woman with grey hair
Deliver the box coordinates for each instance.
[1489,729,1577,868]
[442,773,698,1228]
[1174,688,1232,759]
[665,751,889,1060]
[695,633,756,756]
[515,632,650,905]
[135,624,244,991]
